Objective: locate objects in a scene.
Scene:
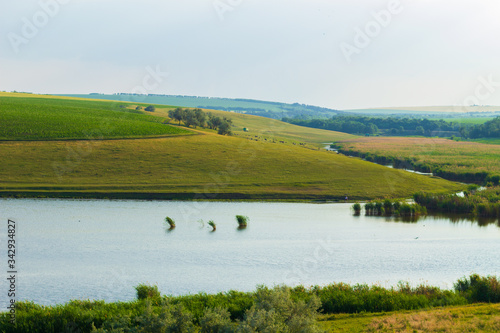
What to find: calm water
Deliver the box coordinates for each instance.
[1,199,499,306]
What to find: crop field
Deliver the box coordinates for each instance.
[335,137,500,184]
[0,94,189,140]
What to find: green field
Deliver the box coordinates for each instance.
[442,117,494,124]
[0,93,190,140]
[0,93,463,200]
[335,136,500,184]
[472,138,500,145]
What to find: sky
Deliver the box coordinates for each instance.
[1,0,500,110]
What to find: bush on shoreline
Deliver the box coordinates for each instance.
[414,187,500,218]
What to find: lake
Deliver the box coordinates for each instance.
[1,198,499,306]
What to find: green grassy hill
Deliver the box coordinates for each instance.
[0,93,463,200]
[0,93,190,140]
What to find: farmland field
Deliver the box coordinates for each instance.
[442,117,494,124]
[335,137,500,184]
[0,93,463,200]
[0,94,189,140]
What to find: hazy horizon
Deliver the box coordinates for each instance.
[1,0,499,109]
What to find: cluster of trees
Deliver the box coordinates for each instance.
[283,116,460,136]
[168,108,232,135]
[284,115,500,138]
[464,117,500,138]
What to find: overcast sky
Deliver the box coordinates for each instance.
[1,0,499,109]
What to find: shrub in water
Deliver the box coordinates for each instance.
[235,215,248,227]
[165,216,176,228]
[208,220,216,231]
[364,202,375,215]
[383,199,393,215]
[352,203,361,215]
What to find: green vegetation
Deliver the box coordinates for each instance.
[442,117,494,124]
[135,284,161,300]
[285,115,500,139]
[334,137,500,185]
[5,275,500,332]
[284,115,459,137]
[165,217,176,228]
[414,186,500,218]
[235,215,248,228]
[352,203,361,215]
[208,220,216,231]
[361,199,426,218]
[0,95,191,140]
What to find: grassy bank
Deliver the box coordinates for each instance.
[334,137,500,185]
[2,274,499,332]
[0,93,464,200]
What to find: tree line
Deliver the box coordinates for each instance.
[168,108,232,135]
[282,115,500,138]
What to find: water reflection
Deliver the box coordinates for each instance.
[377,213,499,227]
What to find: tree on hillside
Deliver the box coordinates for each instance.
[135,106,143,111]
[183,109,200,128]
[168,108,184,124]
[207,113,223,130]
[145,105,155,112]
[194,108,207,128]
[218,120,232,135]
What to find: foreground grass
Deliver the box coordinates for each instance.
[320,303,500,332]
[335,136,500,184]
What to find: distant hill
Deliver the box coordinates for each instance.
[59,93,344,120]
[345,106,500,118]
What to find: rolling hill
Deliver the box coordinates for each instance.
[0,93,463,200]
